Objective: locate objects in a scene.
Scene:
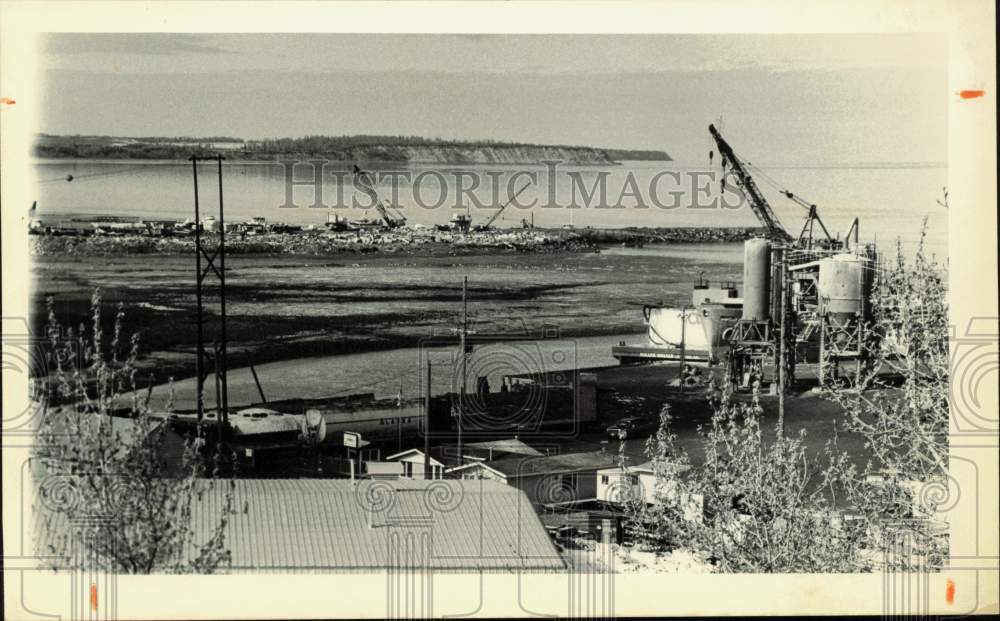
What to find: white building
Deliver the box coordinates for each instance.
[447,451,618,506]
[384,448,445,480]
[595,461,703,523]
[362,461,404,480]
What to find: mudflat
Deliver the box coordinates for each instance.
[32,244,743,383]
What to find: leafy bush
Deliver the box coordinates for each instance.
[32,291,239,573]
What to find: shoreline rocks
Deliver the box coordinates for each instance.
[29,226,762,257]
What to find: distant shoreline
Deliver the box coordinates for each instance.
[32,157,659,168]
[34,134,673,165]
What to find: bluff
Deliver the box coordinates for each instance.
[34,134,672,165]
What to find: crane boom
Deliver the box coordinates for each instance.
[353,165,406,228]
[479,182,531,230]
[708,124,792,244]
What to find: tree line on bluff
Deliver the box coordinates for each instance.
[34,134,671,162]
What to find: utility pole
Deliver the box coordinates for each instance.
[216,156,229,446]
[192,157,204,426]
[457,276,468,466]
[396,379,403,453]
[678,306,689,394]
[424,361,431,479]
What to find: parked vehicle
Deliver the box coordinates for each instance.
[606,416,654,440]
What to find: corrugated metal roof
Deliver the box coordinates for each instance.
[191,479,565,572]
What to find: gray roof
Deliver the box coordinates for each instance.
[484,451,619,477]
[463,438,544,456]
[364,461,404,476]
[384,448,445,467]
[597,460,692,475]
[191,479,565,572]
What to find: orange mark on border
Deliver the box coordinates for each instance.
[0,97,15,105]
[946,578,955,604]
[958,90,985,99]
[90,583,98,611]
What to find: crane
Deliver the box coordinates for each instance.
[708,124,792,244]
[778,188,837,249]
[352,165,407,229]
[708,124,839,249]
[473,182,532,231]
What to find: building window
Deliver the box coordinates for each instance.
[600,475,610,485]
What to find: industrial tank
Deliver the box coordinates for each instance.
[742,239,772,321]
[645,307,709,351]
[818,254,869,318]
[699,303,743,356]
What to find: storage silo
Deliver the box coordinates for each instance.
[741,239,772,321]
[818,254,867,319]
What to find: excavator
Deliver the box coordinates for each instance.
[708,124,853,250]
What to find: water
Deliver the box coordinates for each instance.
[149,333,633,411]
[33,160,948,257]
[37,159,949,408]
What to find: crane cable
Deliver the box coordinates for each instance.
[354,165,406,224]
[38,164,151,184]
[385,200,407,222]
[739,157,818,213]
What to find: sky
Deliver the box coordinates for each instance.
[38,33,948,164]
